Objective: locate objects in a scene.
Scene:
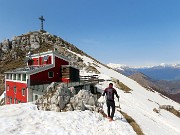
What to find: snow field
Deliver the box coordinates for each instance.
[0,103,136,135]
[80,55,180,135]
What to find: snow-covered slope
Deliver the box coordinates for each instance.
[79,55,180,135]
[0,103,136,135]
[106,63,126,70]
[0,51,180,135]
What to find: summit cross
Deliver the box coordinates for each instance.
[39,16,45,30]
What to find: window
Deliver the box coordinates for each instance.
[22,88,25,96]
[7,85,9,91]
[22,74,26,81]
[14,86,16,94]
[35,95,38,100]
[7,97,10,103]
[6,74,9,79]
[14,98,17,104]
[10,74,12,80]
[13,74,16,80]
[10,97,12,104]
[48,71,54,78]
[17,74,21,81]
[43,55,49,62]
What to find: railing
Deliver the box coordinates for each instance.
[10,65,53,72]
[28,80,52,91]
[28,75,101,92]
[80,75,99,84]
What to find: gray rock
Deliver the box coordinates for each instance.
[36,83,99,112]
[31,42,40,49]
[2,39,10,52]
[65,103,74,111]
[36,83,71,112]
[46,82,56,92]
[70,89,98,111]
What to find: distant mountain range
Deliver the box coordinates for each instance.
[107,63,180,81]
[108,63,180,103]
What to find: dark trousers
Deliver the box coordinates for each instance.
[106,100,115,119]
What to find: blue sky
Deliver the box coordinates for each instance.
[0,0,180,66]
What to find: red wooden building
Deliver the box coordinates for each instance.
[4,50,79,104]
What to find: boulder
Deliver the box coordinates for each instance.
[31,42,40,49]
[46,82,56,92]
[36,83,71,112]
[36,83,102,113]
[70,89,98,111]
[2,39,10,52]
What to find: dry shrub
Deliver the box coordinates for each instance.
[160,105,180,118]
[118,110,145,135]
[112,78,132,93]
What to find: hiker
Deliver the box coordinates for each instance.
[102,83,119,121]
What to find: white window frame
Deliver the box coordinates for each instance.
[14,98,17,104]
[22,74,26,81]
[7,85,9,91]
[22,88,25,96]
[14,86,17,94]
[10,97,12,104]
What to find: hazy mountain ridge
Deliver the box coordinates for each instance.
[108,63,180,69]
[108,63,180,103]
[129,72,180,103]
[107,63,180,80]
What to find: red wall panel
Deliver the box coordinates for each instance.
[6,81,27,104]
[30,56,69,85]
[32,56,52,66]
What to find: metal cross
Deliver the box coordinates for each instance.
[39,16,45,30]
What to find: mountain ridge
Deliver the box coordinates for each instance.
[107,63,180,69]
[107,63,180,81]
[129,72,180,103]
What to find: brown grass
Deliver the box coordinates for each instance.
[85,66,100,74]
[112,78,132,93]
[118,110,145,135]
[163,108,180,118]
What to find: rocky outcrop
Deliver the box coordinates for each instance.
[35,82,101,112]
[153,108,160,113]
[0,31,86,70]
[36,82,71,112]
[68,89,98,111]
[1,39,11,52]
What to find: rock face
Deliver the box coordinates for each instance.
[0,31,86,69]
[69,89,98,111]
[36,83,71,112]
[35,82,100,112]
[1,39,11,52]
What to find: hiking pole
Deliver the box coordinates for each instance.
[118,98,122,119]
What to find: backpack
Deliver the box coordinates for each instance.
[106,88,114,101]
